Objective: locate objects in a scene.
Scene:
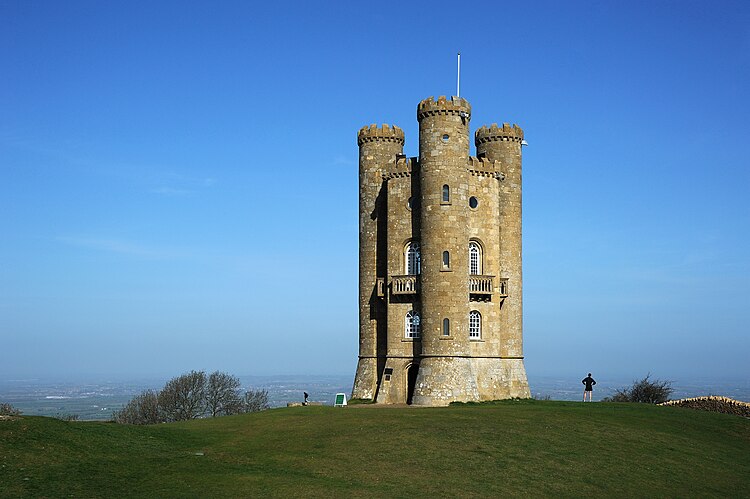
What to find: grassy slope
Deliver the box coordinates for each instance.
[1,400,749,498]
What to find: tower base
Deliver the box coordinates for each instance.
[472,358,531,400]
[411,356,480,406]
[351,356,378,401]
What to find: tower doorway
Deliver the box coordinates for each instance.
[406,363,419,405]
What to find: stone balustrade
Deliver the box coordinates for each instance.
[392,275,418,295]
[469,275,494,295]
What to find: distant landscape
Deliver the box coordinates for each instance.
[2,375,748,421]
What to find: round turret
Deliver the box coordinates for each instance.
[475,122,524,360]
[475,123,524,146]
[412,96,479,406]
[352,123,404,401]
[357,123,405,146]
[417,95,472,122]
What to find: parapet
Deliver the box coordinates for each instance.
[384,156,418,179]
[467,156,504,180]
[357,124,405,146]
[475,123,524,145]
[417,96,471,122]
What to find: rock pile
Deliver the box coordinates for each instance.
[660,396,750,417]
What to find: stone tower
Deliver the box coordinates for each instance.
[352,96,530,406]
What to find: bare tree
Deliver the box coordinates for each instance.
[0,402,21,416]
[243,389,270,413]
[111,390,161,424]
[205,371,243,417]
[602,374,674,404]
[158,370,207,421]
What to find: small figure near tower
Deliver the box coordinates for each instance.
[582,373,596,402]
[352,95,531,406]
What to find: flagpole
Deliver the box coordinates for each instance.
[457,52,461,97]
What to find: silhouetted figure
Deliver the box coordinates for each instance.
[303,392,309,406]
[582,373,596,401]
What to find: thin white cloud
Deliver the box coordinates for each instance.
[151,187,192,196]
[150,174,217,196]
[333,155,355,166]
[56,236,186,259]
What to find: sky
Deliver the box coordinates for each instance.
[1,1,749,383]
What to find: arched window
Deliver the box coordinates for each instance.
[442,318,450,336]
[442,184,450,203]
[469,310,481,339]
[442,251,450,270]
[405,310,421,339]
[405,242,421,275]
[469,241,482,275]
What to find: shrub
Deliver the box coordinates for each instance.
[112,390,161,424]
[158,370,208,422]
[602,374,673,404]
[113,370,270,424]
[242,389,270,412]
[0,402,21,416]
[206,371,243,417]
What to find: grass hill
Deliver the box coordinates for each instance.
[1,400,748,498]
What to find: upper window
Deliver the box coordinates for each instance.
[442,184,450,203]
[469,196,479,209]
[469,241,482,275]
[442,318,450,336]
[469,310,481,339]
[442,251,450,270]
[405,242,421,275]
[406,310,421,339]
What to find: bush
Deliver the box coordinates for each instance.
[206,371,243,417]
[112,390,161,424]
[602,374,673,404]
[0,402,21,416]
[158,370,208,422]
[242,389,270,413]
[112,370,270,424]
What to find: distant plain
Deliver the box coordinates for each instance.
[2,375,748,421]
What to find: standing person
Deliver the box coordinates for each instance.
[582,373,596,402]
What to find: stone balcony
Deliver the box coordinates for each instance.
[469,275,494,295]
[389,275,508,298]
[391,275,418,295]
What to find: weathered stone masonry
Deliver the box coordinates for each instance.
[352,96,531,406]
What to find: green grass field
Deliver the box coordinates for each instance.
[1,400,748,498]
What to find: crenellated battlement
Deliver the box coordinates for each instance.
[467,156,504,180]
[384,156,419,179]
[357,124,405,146]
[417,96,471,122]
[475,123,524,145]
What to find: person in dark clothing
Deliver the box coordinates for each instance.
[582,373,596,402]
[303,392,309,405]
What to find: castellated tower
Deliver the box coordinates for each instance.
[352,96,530,406]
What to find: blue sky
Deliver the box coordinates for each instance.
[1,1,749,382]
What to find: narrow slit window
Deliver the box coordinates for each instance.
[443,318,450,336]
[405,242,421,275]
[442,184,450,203]
[442,251,450,269]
